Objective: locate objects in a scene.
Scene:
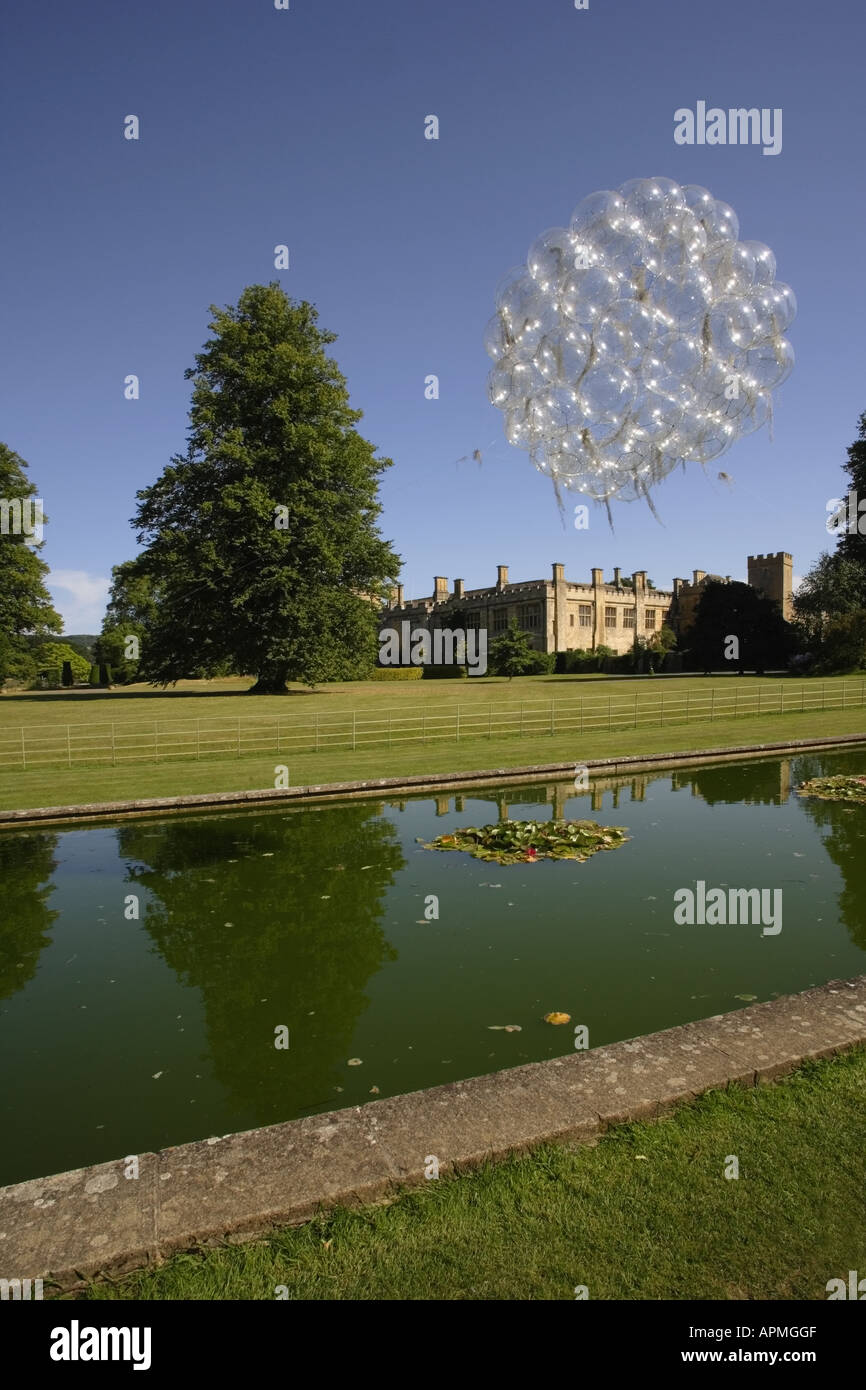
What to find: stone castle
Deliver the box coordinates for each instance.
[383,552,793,658]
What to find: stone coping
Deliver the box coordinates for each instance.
[1,731,866,829]
[2,977,864,1293]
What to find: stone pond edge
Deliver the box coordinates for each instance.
[2,975,865,1293]
[2,730,866,827]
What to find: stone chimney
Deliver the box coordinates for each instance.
[632,570,646,592]
[453,578,465,599]
[497,565,509,590]
[673,577,685,596]
[591,567,603,587]
[693,569,706,586]
[552,563,564,583]
[396,583,404,607]
[613,567,622,587]
[434,576,449,600]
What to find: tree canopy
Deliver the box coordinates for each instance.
[130,284,400,691]
[0,443,61,686]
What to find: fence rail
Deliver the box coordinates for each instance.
[0,680,863,773]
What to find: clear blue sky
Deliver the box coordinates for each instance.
[2,0,864,631]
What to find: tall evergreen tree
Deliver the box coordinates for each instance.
[132,284,400,691]
[0,443,61,686]
[795,411,866,667]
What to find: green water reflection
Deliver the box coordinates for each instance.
[2,749,866,1186]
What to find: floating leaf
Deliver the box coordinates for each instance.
[421,818,628,865]
[544,1011,571,1025]
[798,776,866,806]
[734,994,758,1002]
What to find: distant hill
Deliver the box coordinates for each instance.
[29,633,99,660]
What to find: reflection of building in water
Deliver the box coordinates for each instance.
[672,758,792,806]
[388,760,793,822]
[395,773,651,822]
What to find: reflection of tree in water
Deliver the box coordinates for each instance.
[116,805,404,1123]
[0,831,59,1003]
[795,793,866,954]
[672,758,791,807]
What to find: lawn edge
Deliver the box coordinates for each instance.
[4,975,865,1294]
[2,730,866,827]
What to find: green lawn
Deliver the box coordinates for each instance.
[81,1048,866,1301]
[1,674,865,811]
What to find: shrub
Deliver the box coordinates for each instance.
[368,666,424,681]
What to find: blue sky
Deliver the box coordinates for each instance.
[2,0,864,631]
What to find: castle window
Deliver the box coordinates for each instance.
[605,606,617,628]
[493,609,508,632]
[579,604,592,628]
[569,613,574,627]
[465,611,481,629]
[645,608,657,630]
[623,607,636,629]
[519,604,541,630]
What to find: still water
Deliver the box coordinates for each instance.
[2,749,865,1186]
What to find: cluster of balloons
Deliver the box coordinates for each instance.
[485,177,795,505]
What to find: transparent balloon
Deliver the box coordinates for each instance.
[486,177,795,503]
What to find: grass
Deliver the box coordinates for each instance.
[81,1048,866,1301]
[1,674,865,812]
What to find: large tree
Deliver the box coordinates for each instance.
[0,443,61,686]
[131,284,400,691]
[95,560,159,683]
[686,580,793,674]
[794,411,866,669]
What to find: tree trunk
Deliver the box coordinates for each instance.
[249,662,291,694]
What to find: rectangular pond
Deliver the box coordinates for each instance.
[2,747,866,1187]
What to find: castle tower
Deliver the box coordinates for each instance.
[747,553,793,621]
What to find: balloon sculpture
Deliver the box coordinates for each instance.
[485,177,795,509]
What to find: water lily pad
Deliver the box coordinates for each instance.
[421,818,628,865]
[798,776,866,806]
